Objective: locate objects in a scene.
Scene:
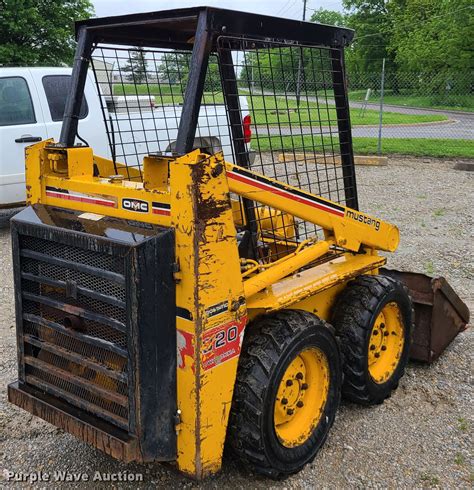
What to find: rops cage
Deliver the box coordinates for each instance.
[80,7,358,262]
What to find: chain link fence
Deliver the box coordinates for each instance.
[105,59,473,159]
[345,71,473,158]
[234,69,472,158]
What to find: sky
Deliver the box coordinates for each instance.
[92,0,344,21]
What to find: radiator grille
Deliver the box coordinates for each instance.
[18,235,130,430]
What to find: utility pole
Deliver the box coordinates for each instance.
[296,0,308,106]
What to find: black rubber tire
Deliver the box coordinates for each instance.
[332,274,413,405]
[227,310,342,479]
[0,206,23,228]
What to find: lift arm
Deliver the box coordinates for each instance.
[225,161,399,253]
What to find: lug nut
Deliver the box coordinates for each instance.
[374,352,380,358]
[373,330,379,336]
[281,398,288,405]
[287,408,294,415]
[384,331,389,337]
[296,401,304,408]
[370,344,376,350]
[380,323,385,329]
[296,372,303,380]
[286,380,293,387]
[381,346,387,351]
[301,383,308,390]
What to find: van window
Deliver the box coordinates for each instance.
[0,77,36,126]
[42,75,88,122]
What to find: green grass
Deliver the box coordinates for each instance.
[419,473,440,485]
[454,453,465,466]
[425,261,435,275]
[349,90,474,112]
[352,137,474,158]
[247,95,446,126]
[114,84,473,157]
[114,85,447,126]
[458,417,469,432]
[256,134,474,158]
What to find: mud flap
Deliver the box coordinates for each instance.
[381,269,470,363]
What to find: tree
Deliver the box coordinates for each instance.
[310,8,347,26]
[342,0,397,73]
[122,48,148,84]
[0,0,94,66]
[157,52,222,93]
[389,0,473,74]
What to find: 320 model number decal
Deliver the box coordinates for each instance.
[202,317,247,371]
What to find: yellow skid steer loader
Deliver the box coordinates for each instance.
[7,7,469,480]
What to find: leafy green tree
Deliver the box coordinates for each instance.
[158,52,221,93]
[0,0,94,66]
[122,47,148,84]
[342,0,396,73]
[310,8,347,26]
[389,0,473,74]
[158,52,190,86]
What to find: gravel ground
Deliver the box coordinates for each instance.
[0,156,472,488]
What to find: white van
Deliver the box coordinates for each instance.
[0,68,109,213]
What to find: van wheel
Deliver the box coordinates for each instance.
[227,310,341,479]
[333,275,413,405]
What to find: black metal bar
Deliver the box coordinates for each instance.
[59,26,94,147]
[23,313,128,357]
[24,375,129,430]
[331,48,359,210]
[128,228,177,461]
[75,7,354,49]
[175,11,212,154]
[24,335,127,383]
[19,249,125,285]
[22,291,126,333]
[218,47,259,257]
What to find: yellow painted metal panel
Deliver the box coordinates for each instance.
[172,151,247,479]
[246,253,386,312]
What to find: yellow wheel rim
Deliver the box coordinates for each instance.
[368,302,405,384]
[274,347,329,448]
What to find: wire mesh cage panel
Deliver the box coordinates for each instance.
[217,37,356,259]
[88,33,357,261]
[90,46,234,181]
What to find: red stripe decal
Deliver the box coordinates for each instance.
[46,191,116,208]
[227,171,345,217]
[152,208,171,216]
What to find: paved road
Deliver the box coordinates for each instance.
[249,89,474,140]
[350,101,473,140]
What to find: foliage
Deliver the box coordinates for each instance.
[389,0,473,75]
[310,8,346,26]
[0,0,94,66]
[122,48,148,84]
[342,0,396,73]
[157,52,221,93]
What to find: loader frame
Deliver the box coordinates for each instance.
[14,141,393,477]
[8,6,420,481]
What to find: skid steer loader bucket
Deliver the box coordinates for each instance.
[382,269,470,363]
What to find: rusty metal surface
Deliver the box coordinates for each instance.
[381,269,470,363]
[8,382,139,462]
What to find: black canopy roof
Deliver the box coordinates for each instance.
[76,6,354,50]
